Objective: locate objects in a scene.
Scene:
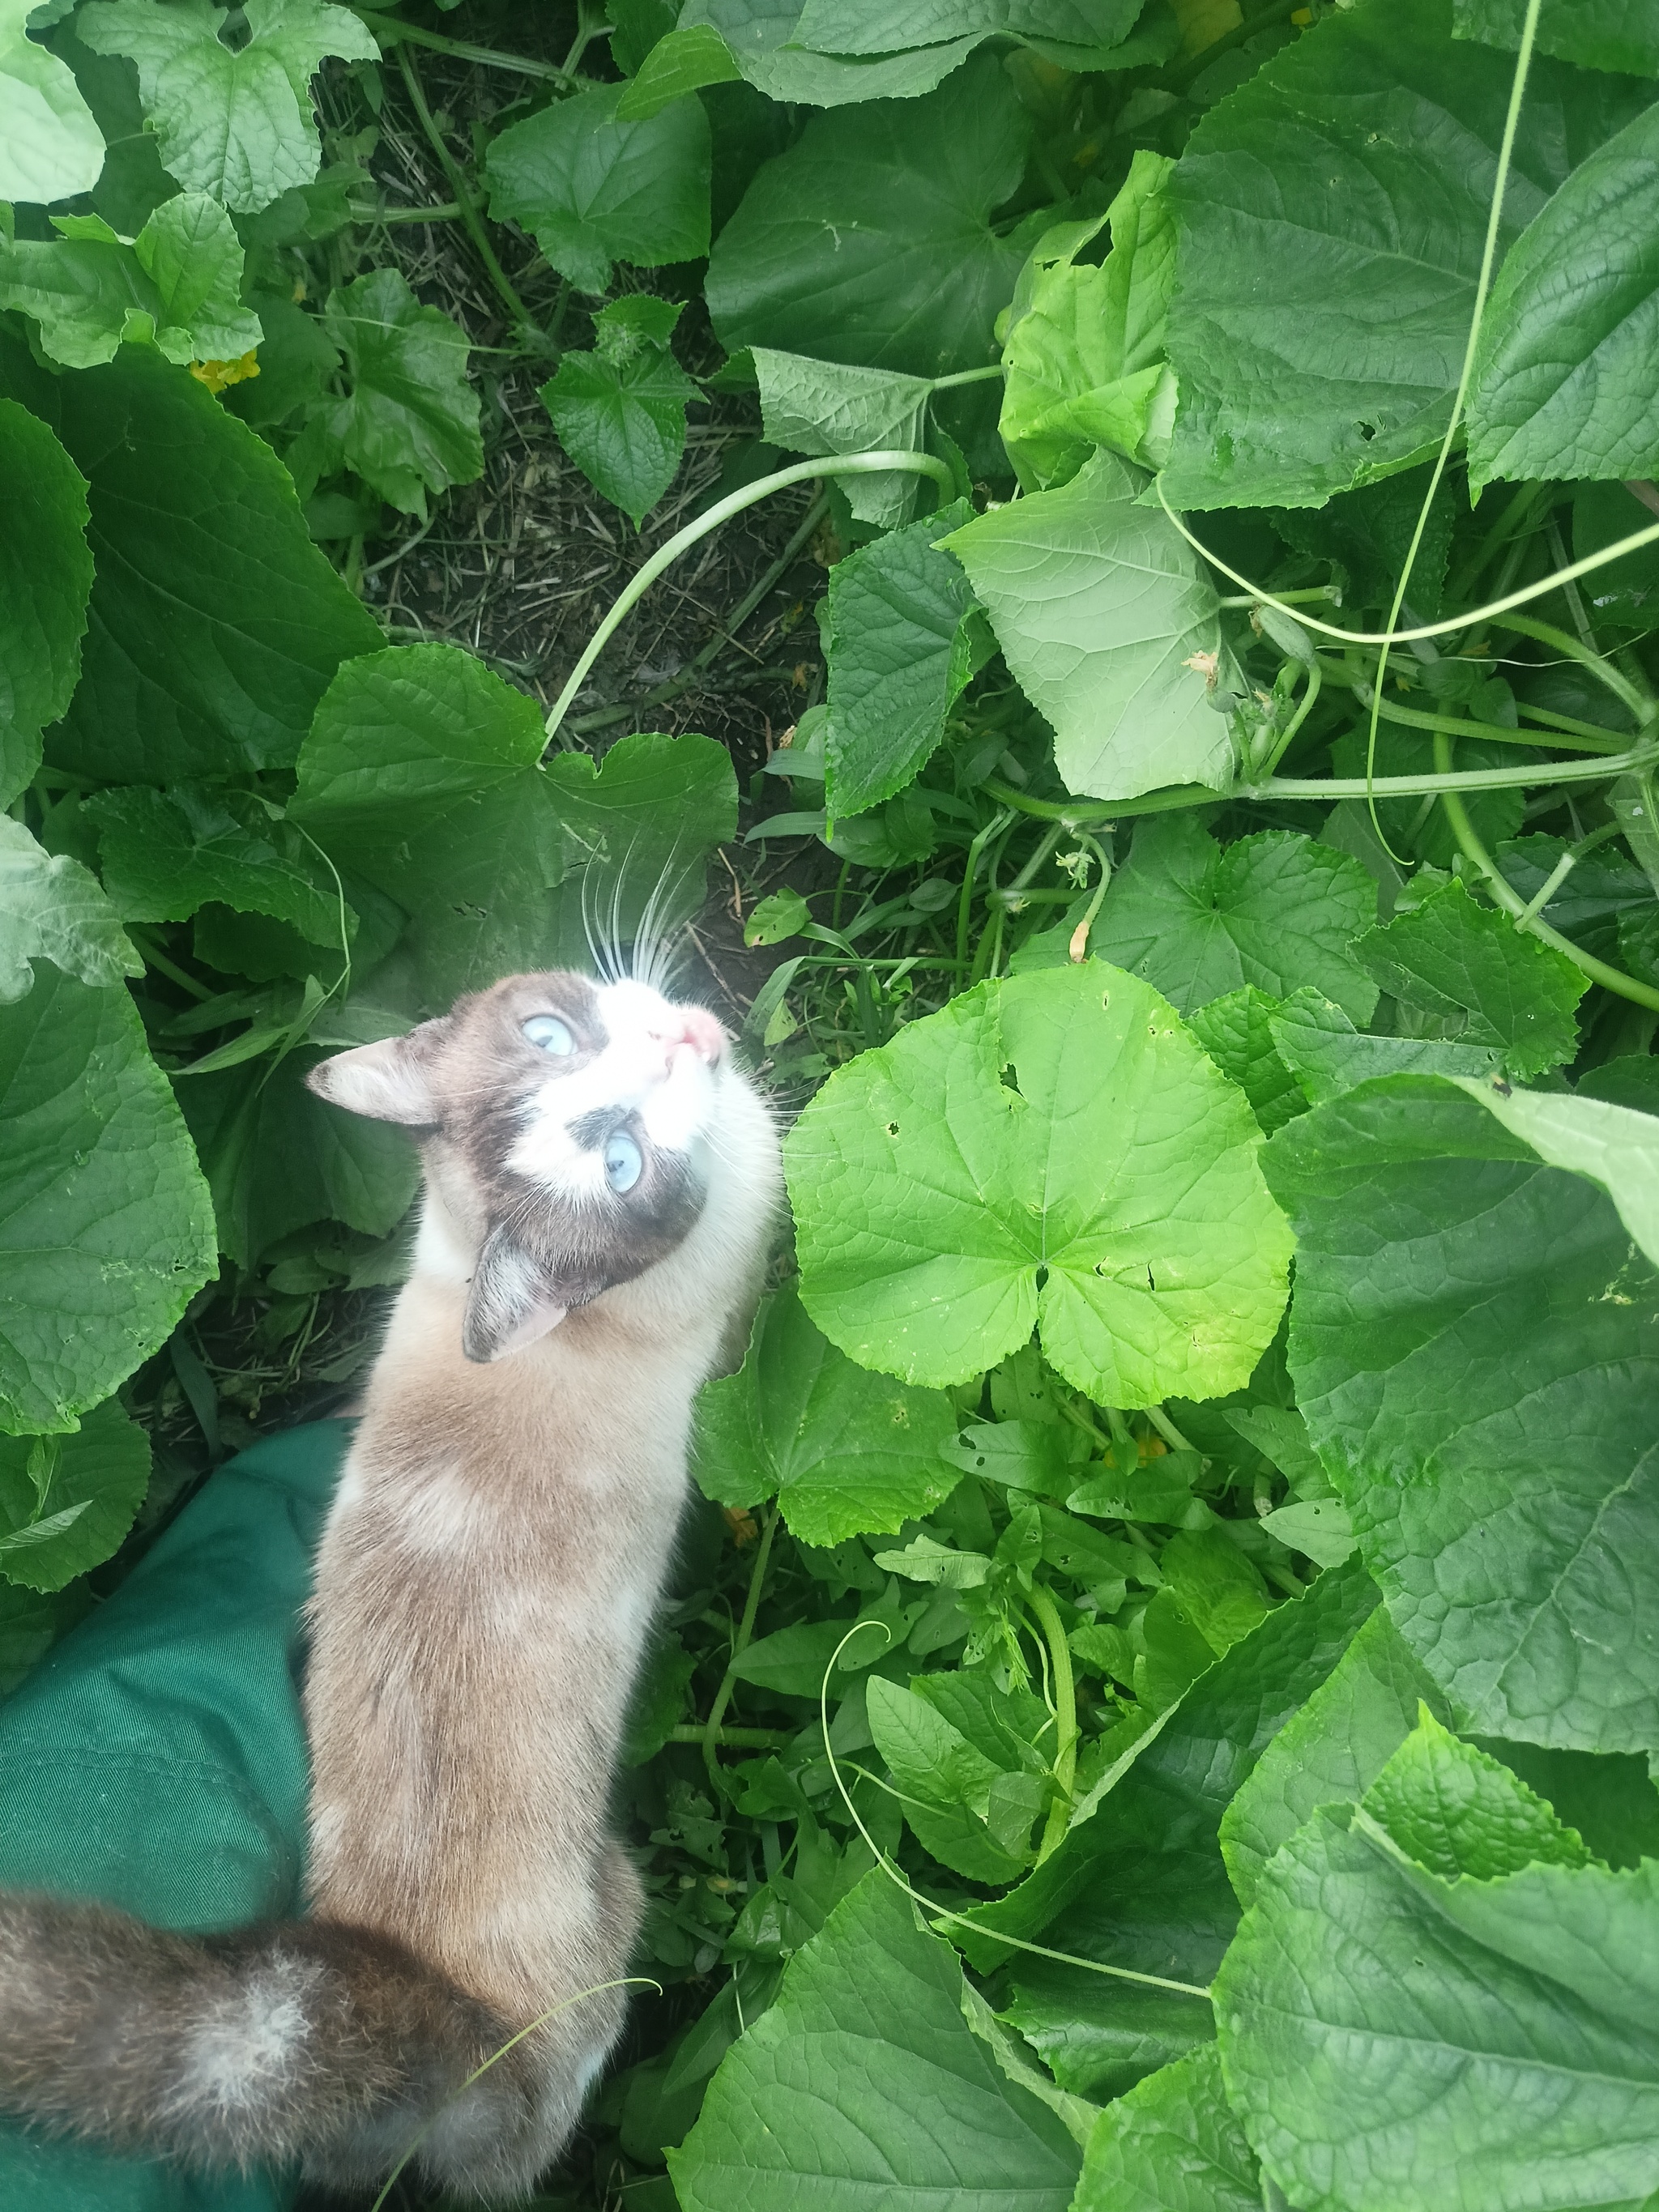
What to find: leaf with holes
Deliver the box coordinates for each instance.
[786,961,1291,1404]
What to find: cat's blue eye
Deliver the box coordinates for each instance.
[604,1131,643,1195]
[523,1015,574,1055]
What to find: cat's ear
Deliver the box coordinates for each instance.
[307,1021,448,1126]
[462,1224,570,1363]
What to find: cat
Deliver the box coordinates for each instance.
[0,970,780,2200]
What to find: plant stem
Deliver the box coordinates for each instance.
[1349,680,1627,756]
[1147,1404,1196,1454]
[1257,654,1322,775]
[1026,1582,1078,1863]
[393,45,543,343]
[349,199,463,226]
[978,739,1659,825]
[670,1725,791,1749]
[1433,732,1659,1012]
[689,492,829,674]
[702,1502,778,1791]
[1488,612,1653,727]
[128,927,213,1000]
[1157,483,1659,650]
[354,8,583,84]
[1219,586,1340,609]
[543,453,954,747]
[957,808,1016,974]
[930,363,1006,391]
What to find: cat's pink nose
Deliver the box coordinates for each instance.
[650,1008,725,1063]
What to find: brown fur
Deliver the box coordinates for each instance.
[0,973,779,2201]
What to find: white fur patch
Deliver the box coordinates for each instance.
[179,1962,312,2115]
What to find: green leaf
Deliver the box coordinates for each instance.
[866,1676,1037,1882]
[78,0,377,212]
[0,194,259,371]
[1000,1966,1214,2106]
[743,888,808,945]
[680,0,984,105]
[1453,1073,1659,1269]
[292,643,565,1006]
[539,295,697,528]
[0,338,383,786]
[966,1561,1377,2015]
[1186,987,1303,1136]
[0,1399,149,1593]
[1264,1075,1659,1752]
[1219,1605,1446,1907]
[313,269,482,519]
[133,191,263,363]
[0,965,215,1434]
[1455,0,1659,77]
[692,1285,960,1543]
[0,816,141,1002]
[1091,817,1379,1021]
[823,500,986,814]
[793,0,1145,52]
[179,1045,417,1268]
[1000,151,1177,490]
[1158,1528,1270,1659]
[706,53,1029,380]
[0,0,105,203]
[1367,1707,1589,1880]
[544,728,737,954]
[1214,1720,1659,2212]
[87,784,345,948]
[1073,2044,1259,2212]
[1354,876,1586,1077]
[752,348,933,528]
[484,81,710,295]
[1468,100,1659,489]
[614,23,743,121]
[1257,1497,1354,1569]
[786,961,1292,1404]
[1269,984,1500,1105]
[668,1870,1082,2212]
[0,398,92,806]
[727,1614,876,1697]
[941,451,1235,802]
[1162,0,1644,509]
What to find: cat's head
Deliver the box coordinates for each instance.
[307,971,748,1362]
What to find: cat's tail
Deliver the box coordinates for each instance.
[0,1891,542,2189]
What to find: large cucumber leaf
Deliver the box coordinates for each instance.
[787,961,1291,1404]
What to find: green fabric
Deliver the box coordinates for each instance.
[0,1420,352,2210]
